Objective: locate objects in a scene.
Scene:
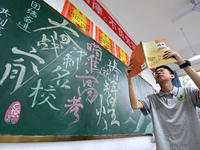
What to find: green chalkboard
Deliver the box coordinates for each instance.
[0,0,154,136]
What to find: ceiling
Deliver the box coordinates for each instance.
[99,0,200,77]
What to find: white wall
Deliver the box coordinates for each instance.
[1,136,156,150]
[0,0,157,149]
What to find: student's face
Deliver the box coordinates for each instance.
[154,68,174,83]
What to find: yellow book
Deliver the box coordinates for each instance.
[128,39,177,78]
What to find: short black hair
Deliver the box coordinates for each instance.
[155,65,174,75]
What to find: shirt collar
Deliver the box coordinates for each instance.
[158,86,178,96]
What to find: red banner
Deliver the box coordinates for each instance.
[83,0,136,51]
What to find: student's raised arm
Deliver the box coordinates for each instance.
[125,65,144,110]
[163,50,200,98]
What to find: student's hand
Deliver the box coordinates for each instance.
[163,50,185,65]
[125,65,134,78]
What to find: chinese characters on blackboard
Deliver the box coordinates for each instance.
[0,7,11,36]
[16,1,40,33]
[0,0,153,136]
[1,4,122,128]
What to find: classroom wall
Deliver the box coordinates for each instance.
[0,0,157,149]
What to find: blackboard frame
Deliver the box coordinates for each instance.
[0,133,153,143]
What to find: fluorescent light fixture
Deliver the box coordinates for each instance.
[188,54,200,61]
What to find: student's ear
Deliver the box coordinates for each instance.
[171,74,175,81]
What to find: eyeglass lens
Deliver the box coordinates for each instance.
[155,69,165,75]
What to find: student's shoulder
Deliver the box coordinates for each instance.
[179,86,198,91]
[178,86,199,94]
[147,93,159,100]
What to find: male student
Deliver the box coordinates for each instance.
[125,50,200,150]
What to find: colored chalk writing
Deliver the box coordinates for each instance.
[0,0,154,136]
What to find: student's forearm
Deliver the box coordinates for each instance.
[183,66,200,89]
[128,79,143,109]
[163,50,200,89]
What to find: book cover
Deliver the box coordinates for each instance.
[128,39,177,78]
[128,42,147,78]
[144,39,177,68]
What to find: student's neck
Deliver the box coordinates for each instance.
[160,82,173,93]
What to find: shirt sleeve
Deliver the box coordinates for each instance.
[187,86,200,107]
[139,96,151,116]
